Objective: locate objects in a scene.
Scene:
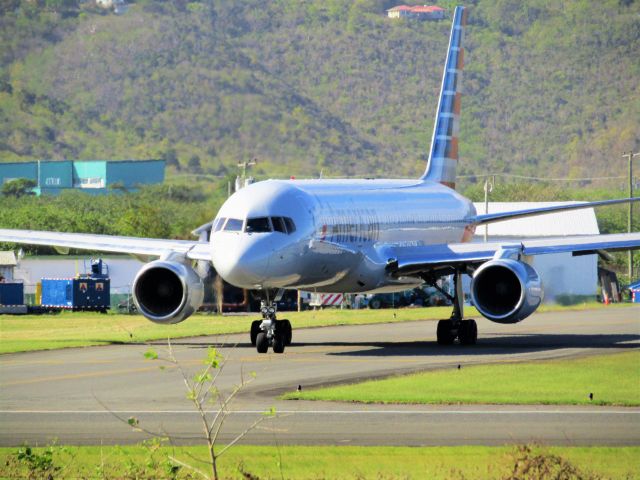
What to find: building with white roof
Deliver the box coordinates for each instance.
[387,5,445,20]
[470,202,600,302]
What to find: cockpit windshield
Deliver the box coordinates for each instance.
[214,216,296,234]
[246,217,272,233]
[212,217,226,232]
[223,218,243,232]
[283,217,296,233]
[271,217,296,234]
[271,217,286,233]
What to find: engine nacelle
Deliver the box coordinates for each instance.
[470,259,543,324]
[132,260,204,324]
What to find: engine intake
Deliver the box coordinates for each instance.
[133,260,204,324]
[471,259,543,324]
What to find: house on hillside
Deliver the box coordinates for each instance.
[95,0,128,14]
[387,5,445,20]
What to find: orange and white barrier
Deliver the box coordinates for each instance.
[310,293,344,307]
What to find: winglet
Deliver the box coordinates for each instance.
[421,5,467,189]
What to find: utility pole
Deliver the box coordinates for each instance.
[238,158,257,180]
[236,157,257,192]
[622,151,639,281]
[483,175,494,242]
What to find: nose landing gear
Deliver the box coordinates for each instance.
[250,301,292,354]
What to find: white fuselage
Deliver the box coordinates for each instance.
[210,179,476,293]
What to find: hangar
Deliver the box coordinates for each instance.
[471,202,600,302]
[0,160,165,195]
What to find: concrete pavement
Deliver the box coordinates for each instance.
[1,306,639,446]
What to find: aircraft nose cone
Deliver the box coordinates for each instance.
[211,235,272,288]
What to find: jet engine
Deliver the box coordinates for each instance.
[470,259,543,324]
[132,260,204,324]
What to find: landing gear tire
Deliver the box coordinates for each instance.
[280,319,292,346]
[436,319,456,345]
[369,299,382,309]
[256,332,269,353]
[273,331,286,354]
[250,320,261,346]
[431,270,479,346]
[458,319,477,345]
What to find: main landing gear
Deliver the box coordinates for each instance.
[250,301,292,354]
[428,270,477,346]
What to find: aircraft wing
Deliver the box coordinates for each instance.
[470,197,640,226]
[0,229,212,261]
[390,232,640,277]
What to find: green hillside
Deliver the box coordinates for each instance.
[1,0,638,180]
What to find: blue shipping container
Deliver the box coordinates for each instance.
[0,283,24,305]
[41,278,110,310]
[41,279,73,307]
[74,278,110,309]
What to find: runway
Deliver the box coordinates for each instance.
[1,306,639,446]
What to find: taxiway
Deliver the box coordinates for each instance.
[1,307,639,446]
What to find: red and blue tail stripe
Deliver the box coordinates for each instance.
[422,5,467,189]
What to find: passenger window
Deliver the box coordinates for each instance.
[246,217,272,233]
[272,217,287,233]
[284,217,296,233]
[224,218,243,232]
[212,217,226,232]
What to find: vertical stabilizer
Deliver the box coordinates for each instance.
[421,5,467,188]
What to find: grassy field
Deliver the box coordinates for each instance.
[284,350,640,406]
[0,307,451,354]
[0,444,638,479]
[0,302,632,355]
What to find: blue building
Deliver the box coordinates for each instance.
[0,160,165,195]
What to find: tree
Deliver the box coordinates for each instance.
[163,148,180,170]
[114,205,171,238]
[0,0,20,15]
[112,341,276,480]
[188,154,203,174]
[1,178,36,198]
[44,0,79,14]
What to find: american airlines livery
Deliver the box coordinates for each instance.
[1,6,639,353]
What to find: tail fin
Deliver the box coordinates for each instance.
[421,5,467,189]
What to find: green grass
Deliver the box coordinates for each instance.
[0,307,450,354]
[1,444,638,479]
[284,350,640,406]
[0,302,633,355]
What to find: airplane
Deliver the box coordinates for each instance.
[1,6,639,354]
